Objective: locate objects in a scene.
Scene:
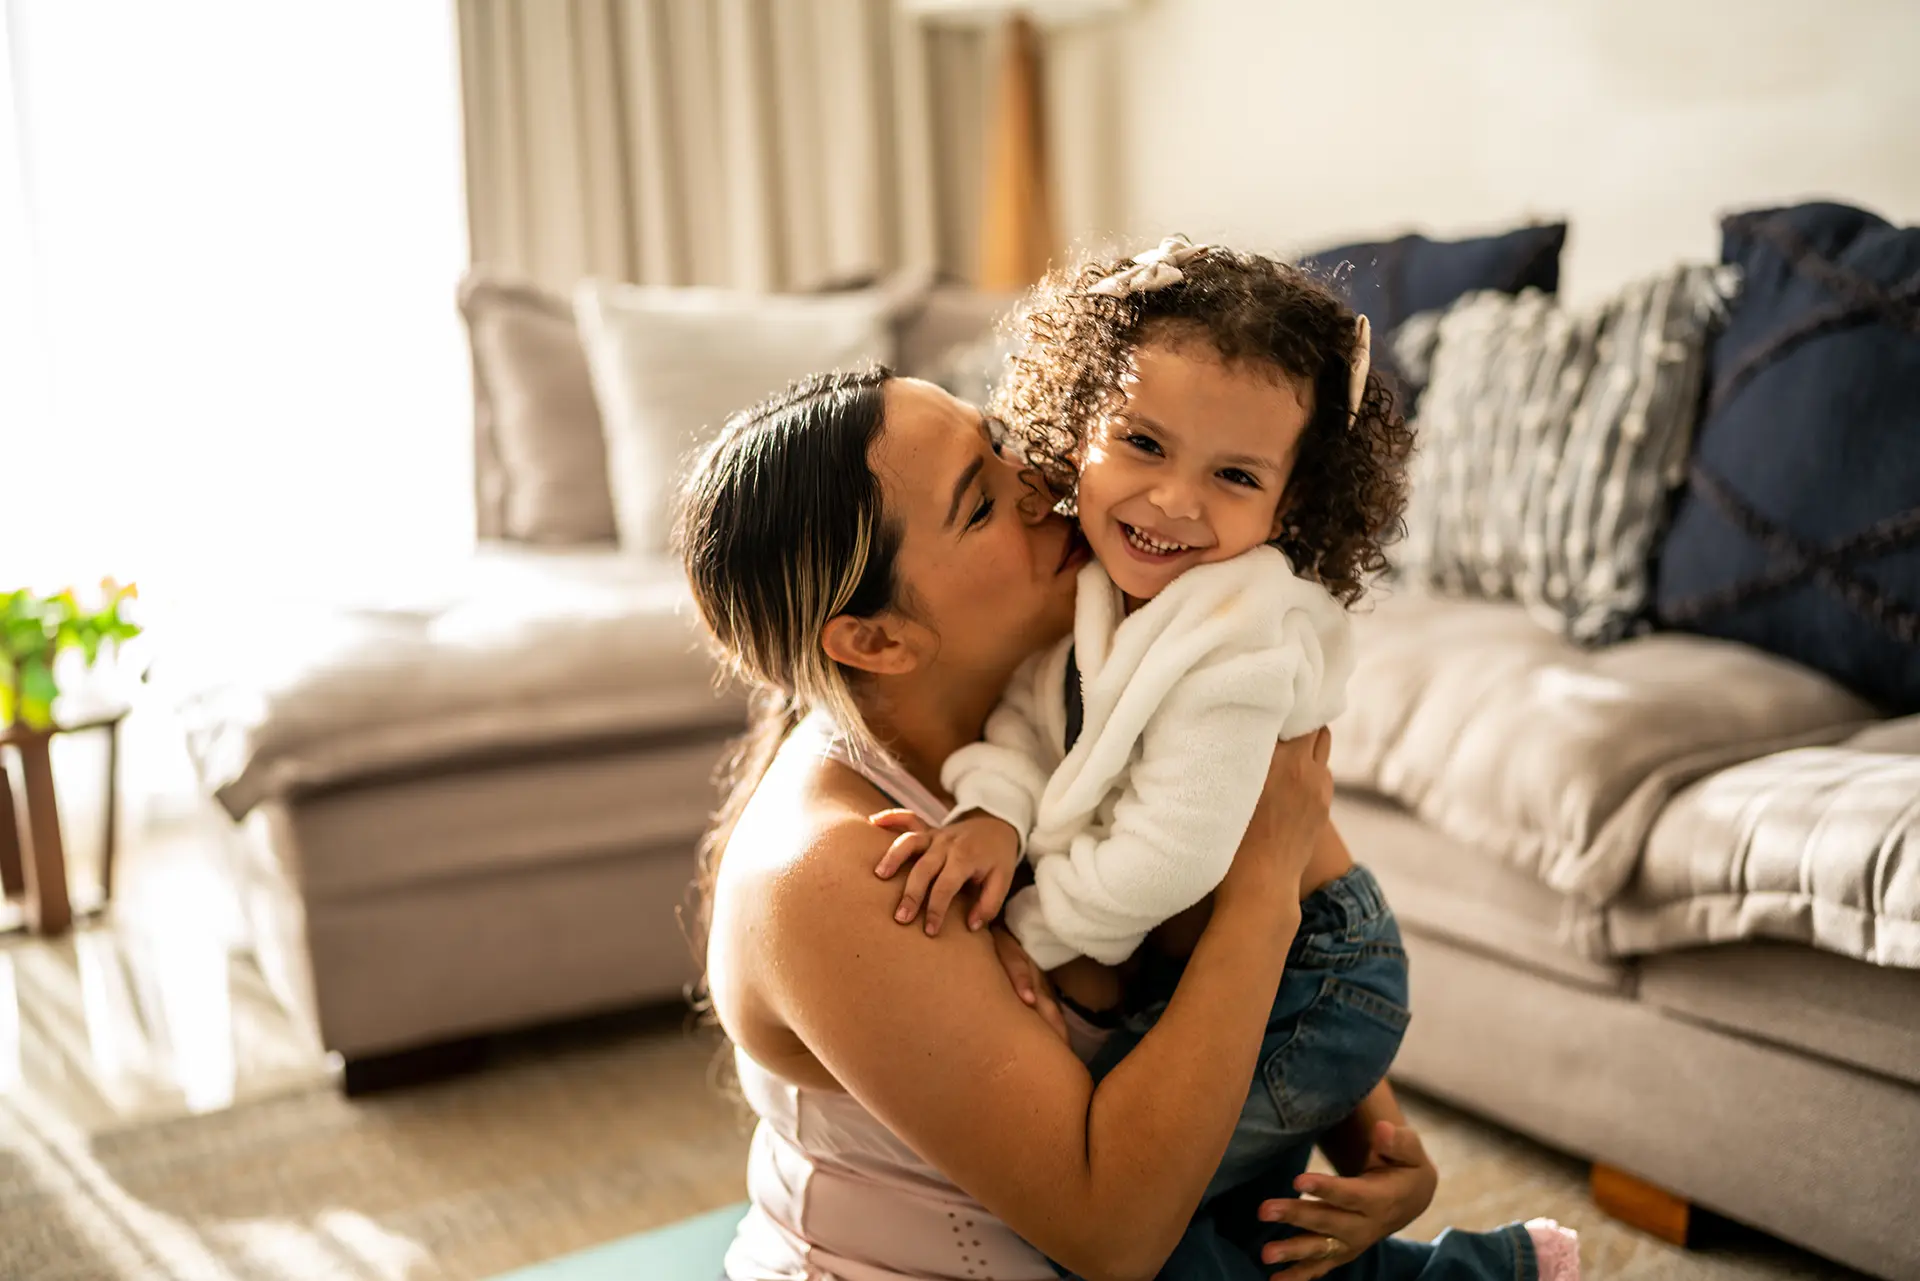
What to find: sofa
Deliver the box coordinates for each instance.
[1324,203,1920,1280]
[1331,596,1917,1281]
[174,280,1014,1087]
[178,211,1918,1278]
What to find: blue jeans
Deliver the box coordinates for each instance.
[1070,867,1537,1281]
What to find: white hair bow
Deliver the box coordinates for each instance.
[1349,314,1371,422]
[1086,235,1209,297]
[1089,235,1372,422]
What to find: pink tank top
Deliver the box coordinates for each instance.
[723,713,1056,1281]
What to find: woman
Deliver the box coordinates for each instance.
[681,369,1456,1281]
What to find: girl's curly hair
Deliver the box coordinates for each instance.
[990,245,1413,605]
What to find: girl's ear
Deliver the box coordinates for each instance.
[820,611,924,677]
[1269,487,1298,542]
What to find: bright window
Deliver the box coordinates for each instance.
[0,2,472,601]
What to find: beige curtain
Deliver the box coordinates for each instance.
[457,1,1123,293]
[456,0,1002,292]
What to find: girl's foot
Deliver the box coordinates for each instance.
[1525,1218,1581,1280]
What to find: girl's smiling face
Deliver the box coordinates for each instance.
[1076,336,1315,604]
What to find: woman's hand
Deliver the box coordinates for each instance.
[1255,1122,1438,1277]
[989,926,1069,1044]
[1214,728,1333,919]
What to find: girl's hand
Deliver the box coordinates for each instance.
[988,926,1069,1044]
[1255,1122,1438,1277]
[871,809,1022,936]
[1214,728,1333,919]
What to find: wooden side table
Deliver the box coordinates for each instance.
[0,708,126,937]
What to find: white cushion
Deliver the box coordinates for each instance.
[573,280,893,552]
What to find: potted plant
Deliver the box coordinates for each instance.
[0,580,142,731]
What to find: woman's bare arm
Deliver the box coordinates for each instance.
[769,735,1330,1281]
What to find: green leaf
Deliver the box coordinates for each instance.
[17,653,56,729]
[0,586,145,672]
[20,654,58,707]
[5,618,47,661]
[0,676,12,726]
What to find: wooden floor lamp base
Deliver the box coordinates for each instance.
[978,13,1055,292]
[1591,1163,1696,1246]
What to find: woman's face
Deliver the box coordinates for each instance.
[871,378,1087,682]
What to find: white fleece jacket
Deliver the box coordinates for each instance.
[941,545,1353,969]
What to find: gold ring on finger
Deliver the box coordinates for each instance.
[1321,1236,1341,1259]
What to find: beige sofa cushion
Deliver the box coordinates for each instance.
[575,281,895,553]
[1636,942,1920,1087]
[175,546,745,820]
[1608,716,1920,966]
[1334,792,1627,992]
[281,733,732,900]
[893,286,1019,381]
[460,272,1008,546]
[248,801,707,1058]
[459,273,618,544]
[1331,591,1874,903]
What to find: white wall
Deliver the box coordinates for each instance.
[1080,0,1920,302]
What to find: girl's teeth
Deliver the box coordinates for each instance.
[1126,524,1190,555]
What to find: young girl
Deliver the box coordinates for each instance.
[874,238,1579,1280]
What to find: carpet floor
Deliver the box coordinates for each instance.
[0,1009,1865,1281]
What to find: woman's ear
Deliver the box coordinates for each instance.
[821,612,922,677]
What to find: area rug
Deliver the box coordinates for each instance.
[0,1013,1864,1281]
[0,1012,751,1281]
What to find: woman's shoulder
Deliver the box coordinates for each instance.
[726,748,899,932]
[712,750,907,1069]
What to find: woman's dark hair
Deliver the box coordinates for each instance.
[993,246,1413,604]
[675,366,901,946]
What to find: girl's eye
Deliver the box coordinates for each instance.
[1219,468,1260,489]
[1124,433,1163,457]
[967,496,996,530]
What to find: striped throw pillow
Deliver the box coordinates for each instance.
[1394,264,1738,644]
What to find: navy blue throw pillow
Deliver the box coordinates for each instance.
[1654,202,1920,712]
[1298,222,1567,403]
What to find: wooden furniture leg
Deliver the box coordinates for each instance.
[99,714,122,901]
[0,756,23,898]
[1592,1162,1693,1246]
[342,1036,491,1097]
[12,730,72,936]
